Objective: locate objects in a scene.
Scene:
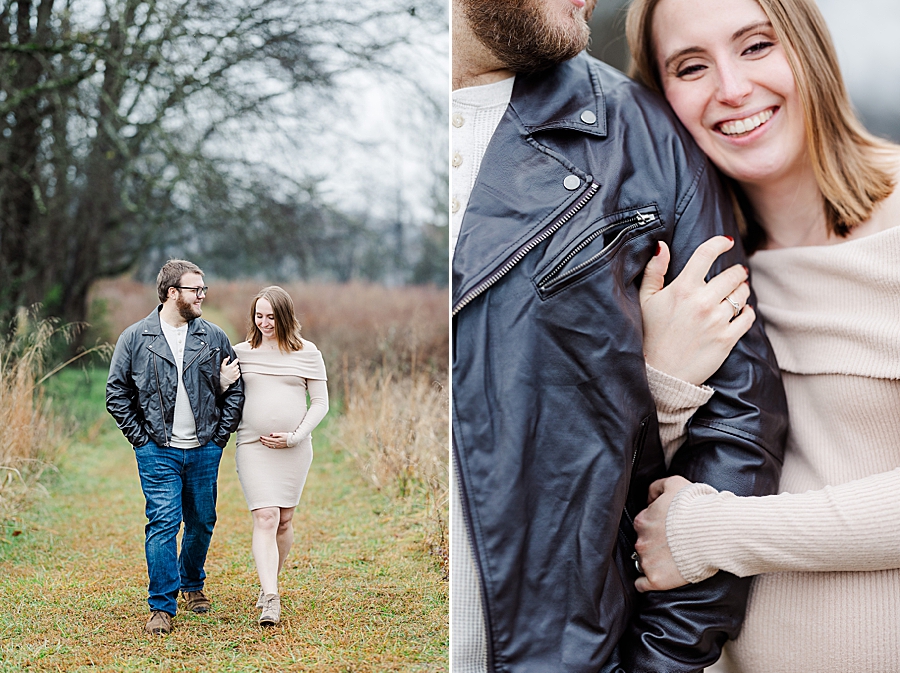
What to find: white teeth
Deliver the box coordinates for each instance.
[720,109,773,136]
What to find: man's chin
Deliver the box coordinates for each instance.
[178,306,202,322]
[464,0,591,74]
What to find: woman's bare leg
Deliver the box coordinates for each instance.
[251,507,280,595]
[276,507,296,576]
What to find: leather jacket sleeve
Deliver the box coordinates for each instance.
[106,329,150,448]
[620,162,789,672]
[211,336,244,447]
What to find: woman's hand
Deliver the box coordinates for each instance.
[260,432,291,449]
[220,356,241,387]
[634,475,693,592]
[640,236,755,386]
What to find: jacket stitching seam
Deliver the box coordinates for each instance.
[689,418,785,465]
[673,161,708,226]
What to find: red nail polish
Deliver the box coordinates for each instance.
[655,242,662,256]
[725,235,734,242]
[743,265,749,274]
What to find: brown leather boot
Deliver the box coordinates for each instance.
[182,589,211,613]
[145,610,172,635]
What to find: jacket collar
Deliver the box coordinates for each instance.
[139,306,211,366]
[508,53,607,138]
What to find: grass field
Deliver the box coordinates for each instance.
[0,368,447,671]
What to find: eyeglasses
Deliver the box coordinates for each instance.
[174,286,208,297]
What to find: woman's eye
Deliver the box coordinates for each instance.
[676,63,705,78]
[743,40,774,56]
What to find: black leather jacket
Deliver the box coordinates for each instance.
[106,307,244,449]
[452,54,789,673]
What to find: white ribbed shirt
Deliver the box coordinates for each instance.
[450,75,515,673]
[159,319,199,448]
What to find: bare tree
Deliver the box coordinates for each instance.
[0,0,444,331]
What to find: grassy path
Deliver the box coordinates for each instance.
[0,373,447,672]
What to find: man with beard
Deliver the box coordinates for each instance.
[451,1,788,671]
[107,259,244,635]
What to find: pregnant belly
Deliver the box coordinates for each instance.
[239,394,306,438]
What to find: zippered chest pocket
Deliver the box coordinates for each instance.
[194,345,219,374]
[534,205,662,297]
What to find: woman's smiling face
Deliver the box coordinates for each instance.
[652,0,809,187]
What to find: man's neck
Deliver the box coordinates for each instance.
[452,0,514,90]
[453,58,514,91]
[159,303,187,328]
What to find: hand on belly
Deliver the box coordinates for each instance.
[259,432,291,449]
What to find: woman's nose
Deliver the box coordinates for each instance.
[715,60,753,106]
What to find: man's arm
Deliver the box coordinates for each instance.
[621,160,789,672]
[106,331,150,447]
[212,337,244,447]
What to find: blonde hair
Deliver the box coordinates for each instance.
[247,286,303,352]
[626,0,896,249]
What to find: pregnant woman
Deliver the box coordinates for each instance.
[625,0,900,670]
[224,285,328,626]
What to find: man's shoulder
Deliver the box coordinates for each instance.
[540,53,663,108]
[193,317,232,345]
[118,309,160,341]
[578,54,708,169]
[581,55,688,131]
[521,53,697,150]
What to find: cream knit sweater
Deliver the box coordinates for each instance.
[666,225,900,673]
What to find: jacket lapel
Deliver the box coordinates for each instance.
[452,55,608,309]
[141,308,175,366]
[182,319,209,369]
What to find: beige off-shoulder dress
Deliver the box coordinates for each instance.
[233,339,328,510]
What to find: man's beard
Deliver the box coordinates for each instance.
[176,292,201,321]
[463,0,595,73]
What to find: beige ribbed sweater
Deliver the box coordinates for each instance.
[233,340,328,510]
[667,226,900,673]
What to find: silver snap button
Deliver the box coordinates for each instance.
[580,110,597,124]
[563,175,581,191]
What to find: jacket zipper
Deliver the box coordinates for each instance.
[184,342,209,369]
[152,352,170,446]
[537,210,654,290]
[622,416,650,527]
[452,182,600,316]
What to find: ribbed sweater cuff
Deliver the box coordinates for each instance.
[646,364,714,466]
[646,364,714,413]
[666,482,721,583]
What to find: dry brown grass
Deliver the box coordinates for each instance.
[0,312,74,518]
[328,368,449,576]
[0,373,447,670]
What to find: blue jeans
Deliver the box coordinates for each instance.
[133,439,223,615]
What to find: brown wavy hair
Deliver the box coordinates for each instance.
[626,0,896,251]
[247,286,304,352]
[156,259,203,303]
